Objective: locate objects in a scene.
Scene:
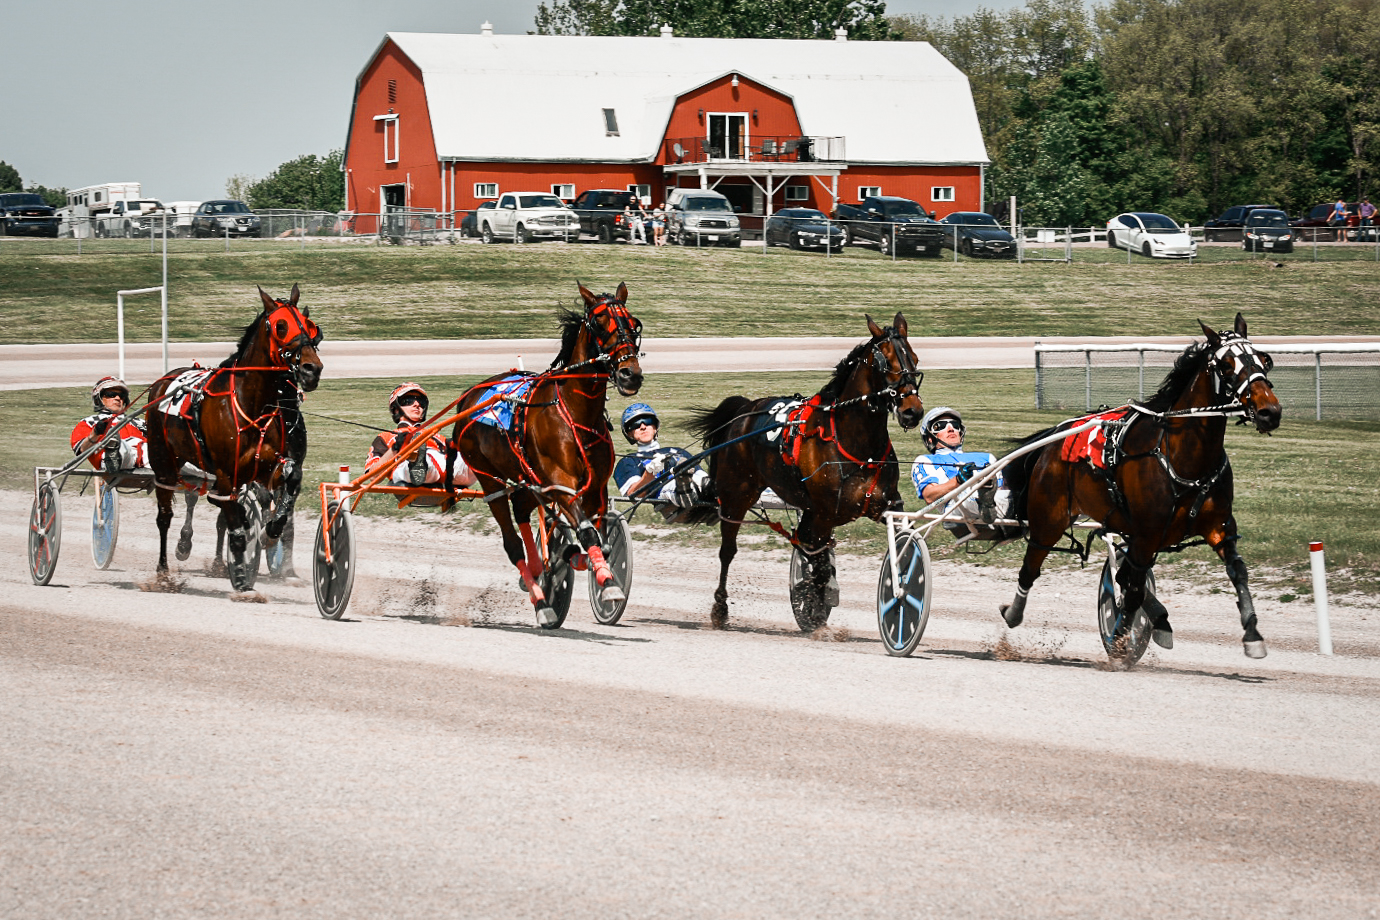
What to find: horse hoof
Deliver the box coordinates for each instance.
[1153,628,1174,650]
[999,603,1023,629]
[709,603,728,630]
[536,606,559,628]
[823,580,840,608]
[599,584,626,603]
[1243,639,1268,659]
[175,539,192,562]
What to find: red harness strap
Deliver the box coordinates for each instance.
[780,397,893,519]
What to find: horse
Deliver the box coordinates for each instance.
[453,282,643,625]
[999,314,1281,658]
[685,313,924,631]
[145,285,322,590]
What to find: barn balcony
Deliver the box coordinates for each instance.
[663,135,846,165]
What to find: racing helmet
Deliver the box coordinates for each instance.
[92,376,130,412]
[921,406,964,451]
[389,382,429,423]
[621,402,659,444]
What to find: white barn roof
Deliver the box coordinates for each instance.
[378,32,988,166]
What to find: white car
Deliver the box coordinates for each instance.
[1105,212,1197,259]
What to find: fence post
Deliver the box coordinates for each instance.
[1065,226,1072,262]
[1315,352,1323,421]
[1034,343,1043,408]
[1085,349,1092,411]
[1310,541,1332,655]
[1138,349,1145,400]
[953,224,959,262]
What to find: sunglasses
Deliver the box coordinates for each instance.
[100,389,128,401]
[626,420,656,431]
[929,418,962,434]
[397,395,427,408]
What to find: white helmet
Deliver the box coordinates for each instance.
[92,376,130,412]
[921,406,964,451]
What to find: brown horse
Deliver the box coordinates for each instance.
[453,282,643,625]
[146,285,322,590]
[685,314,924,630]
[1000,314,1281,658]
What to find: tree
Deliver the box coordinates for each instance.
[244,150,345,212]
[225,174,256,202]
[26,184,68,208]
[0,160,21,193]
[535,0,897,40]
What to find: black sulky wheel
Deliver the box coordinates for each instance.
[876,530,933,657]
[536,515,576,630]
[314,502,356,619]
[1097,541,1156,665]
[227,488,263,592]
[789,545,836,632]
[29,480,63,586]
[589,510,633,625]
[91,477,120,570]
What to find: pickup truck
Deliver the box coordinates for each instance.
[0,192,60,237]
[834,196,945,257]
[1203,204,1279,243]
[480,192,578,243]
[571,189,638,243]
[101,199,171,238]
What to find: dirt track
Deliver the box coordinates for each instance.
[5,487,1380,918]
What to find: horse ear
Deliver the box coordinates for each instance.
[1199,319,1220,346]
[290,283,300,306]
[577,282,595,306]
[258,286,275,312]
[616,281,628,303]
[1234,312,1248,337]
[866,314,883,338]
[893,312,908,337]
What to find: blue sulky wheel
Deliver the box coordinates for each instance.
[313,501,355,619]
[1097,542,1156,665]
[876,530,932,657]
[265,536,286,577]
[588,510,633,625]
[29,480,63,586]
[537,515,576,630]
[91,477,120,570]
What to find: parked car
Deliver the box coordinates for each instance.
[479,192,577,243]
[191,200,262,238]
[834,196,945,257]
[461,201,496,238]
[0,192,60,237]
[763,207,844,251]
[1105,212,1197,258]
[1203,204,1279,242]
[1241,209,1294,253]
[666,189,741,247]
[937,211,1016,258]
[1292,202,1360,242]
[570,189,639,243]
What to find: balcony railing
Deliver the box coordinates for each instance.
[664,135,845,165]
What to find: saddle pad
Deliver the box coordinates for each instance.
[753,397,803,444]
[1059,409,1127,469]
[154,368,213,419]
[471,375,536,431]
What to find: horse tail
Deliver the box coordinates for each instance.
[685,396,754,450]
[1001,425,1060,522]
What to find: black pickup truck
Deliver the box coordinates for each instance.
[0,192,60,238]
[571,189,639,243]
[834,196,945,257]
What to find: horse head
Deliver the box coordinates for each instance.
[865,312,924,430]
[1199,313,1280,433]
[577,281,643,396]
[258,284,323,392]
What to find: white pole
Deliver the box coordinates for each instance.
[1310,541,1332,655]
[161,212,169,373]
[117,293,126,380]
[338,465,350,485]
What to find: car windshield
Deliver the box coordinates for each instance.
[520,195,565,208]
[1247,213,1290,228]
[946,213,997,226]
[0,193,46,207]
[784,210,826,220]
[885,201,925,217]
[1136,213,1181,233]
[683,197,729,212]
[210,201,250,214]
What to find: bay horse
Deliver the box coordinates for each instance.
[453,282,643,625]
[999,314,1281,658]
[685,314,924,630]
[146,285,322,590]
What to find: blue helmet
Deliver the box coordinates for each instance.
[621,403,659,443]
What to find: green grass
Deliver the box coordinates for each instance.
[3,239,1380,345]
[10,368,1376,593]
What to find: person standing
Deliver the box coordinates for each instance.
[651,203,667,246]
[1330,198,1349,228]
[1359,197,1375,235]
[625,204,646,244]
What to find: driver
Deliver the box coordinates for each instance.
[71,376,149,473]
[613,403,709,508]
[911,406,1011,537]
[366,382,477,488]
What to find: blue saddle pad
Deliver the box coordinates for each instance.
[751,397,802,444]
[471,375,536,430]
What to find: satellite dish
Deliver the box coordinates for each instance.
[673,143,685,158]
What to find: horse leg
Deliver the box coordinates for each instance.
[794,513,838,628]
[155,486,175,573]
[550,492,624,604]
[1116,543,1170,648]
[212,506,229,577]
[711,517,742,629]
[1208,519,1266,659]
[513,490,543,581]
[1002,457,1077,628]
[215,495,250,590]
[481,478,553,618]
[176,491,197,561]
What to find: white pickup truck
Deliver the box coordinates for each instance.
[479,192,578,243]
[101,199,171,238]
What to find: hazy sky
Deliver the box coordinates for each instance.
[2,0,1020,201]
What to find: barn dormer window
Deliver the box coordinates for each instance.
[603,108,619,136]
[374,114,400,164]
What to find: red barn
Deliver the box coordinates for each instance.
[344,26,989,233]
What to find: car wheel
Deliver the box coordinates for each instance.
[517,223,533,244]
[481,223,495,244]
[879,233,893,256]
[597,223,612,244]
[1107,231,1117,249]
[728,239,741,248]
[788,234,800,250]
[961,239,973,258]
[1205,230,1215,243]
[1141,241,1153,258]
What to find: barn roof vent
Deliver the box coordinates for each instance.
[835,27,848,41]
[660,24,673,39]
[480,21,493,36]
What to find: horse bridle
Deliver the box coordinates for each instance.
[264,301,323,387]
[582,296,643,373]
[1206,332,1274,423]
[868,327,923,427]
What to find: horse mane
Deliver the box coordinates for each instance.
[818,338,875,402]
[219,310,265,368]
[1138,342,1209,412]
[549,306,586,369]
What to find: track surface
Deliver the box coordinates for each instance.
[5,488,1380,918]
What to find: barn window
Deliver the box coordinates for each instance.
[388,80,397,105]
[931,186,955,202]
[374,114,400,164]
[628,183,650,203]
[603,108,619,136]
[552,184,575,200]
[785,185,808,201]
[858,186,881,199]
[474,183,498,199]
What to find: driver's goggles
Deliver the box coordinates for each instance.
[100,389,129,401]
[396,395,428,409]
[928,418,963,434]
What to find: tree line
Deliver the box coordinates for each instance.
[538,0,1380,224]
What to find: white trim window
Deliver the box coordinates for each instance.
[552,183,575,200]
[374,114,400,164]
[474,183,498,199]
[785,185,808,201]
[628,184,650,203]
[859,186,882,199]
[931,186,955,202]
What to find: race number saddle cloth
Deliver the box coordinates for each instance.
[751,396,825,469]
[153,368,215,420]
[471,374,537,431]
[1058,408,1129,470]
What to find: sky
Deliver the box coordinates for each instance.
[1,0,1022,202]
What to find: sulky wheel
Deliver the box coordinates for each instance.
[28,480,63,586]
[588,510,633,625]
[536,515,576,630]
[91,477,120,570]
[313,502,356,619]
[1097,541,1156,665]
[876,531,933,657]
[789,545,836,632]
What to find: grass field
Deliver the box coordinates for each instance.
[2,240,1380,345]
[9,367,1376,601]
